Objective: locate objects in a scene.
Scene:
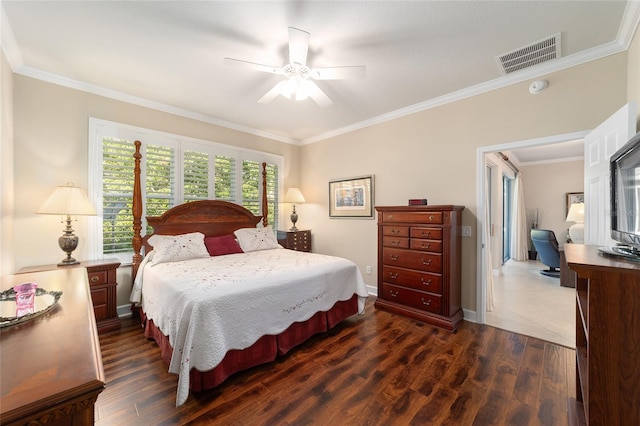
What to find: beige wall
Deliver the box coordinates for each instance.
[1,50,14,278]
[12,76,300,305]
[521,160,584,246]
[300,53,628,314]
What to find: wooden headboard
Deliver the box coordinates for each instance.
[131,140,270,281]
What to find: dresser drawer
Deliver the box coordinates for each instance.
[91,287,107,305]
[383,236,409,248]
[87,270,108,286]
[381,283,443,315]
[410,239,443,253]
[381,211,443,224]
[410,227,442,240]
[382,248,442,273]
[382,226,409,237]
[382,266,443,294]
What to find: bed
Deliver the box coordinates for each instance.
[128,141,369,406]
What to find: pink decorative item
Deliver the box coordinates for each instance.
[14,282,38,316]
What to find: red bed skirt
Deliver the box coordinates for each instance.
[139,294,359,393]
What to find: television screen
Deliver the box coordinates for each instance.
[610,132,640,257]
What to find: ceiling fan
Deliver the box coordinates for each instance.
[224,27,366,107]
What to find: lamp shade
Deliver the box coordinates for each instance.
[37,183,96,216]
[283,187,306,204]
[566,202,585,223]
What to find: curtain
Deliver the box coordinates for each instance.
[510,172,529,261]
[484,170,495,312]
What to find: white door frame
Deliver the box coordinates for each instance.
[475,130,589,324]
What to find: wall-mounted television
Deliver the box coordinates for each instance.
[606,131,640,261]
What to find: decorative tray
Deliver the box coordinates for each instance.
[0,286,63,328]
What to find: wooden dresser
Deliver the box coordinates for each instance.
[278,229,311,252]
[1,268,105,425]
[565,244,640,426]
[18,259,121,334]
[375,205,464,331]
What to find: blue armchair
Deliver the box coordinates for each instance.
[530,229,560,278]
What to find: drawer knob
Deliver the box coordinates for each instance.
[422,231,431,237]
[429,215,435,220]
[390,254,399,261]
[391,229,399,235]
[389,214,393,220]
[421,278,431,286]
[389,272,399,279]
[388,290,399,298]
[91,276,99,282]
[421,242,430,249]
[421,298,432,306]
[421,258,432,266]
[392,240,400,246]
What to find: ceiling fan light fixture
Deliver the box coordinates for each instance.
[227,27,364,107]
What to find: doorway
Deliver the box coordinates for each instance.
[475,130,588,326]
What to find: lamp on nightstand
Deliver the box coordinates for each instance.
[38,183,96,266]
[566,202,585,244]
[283,187,306,231]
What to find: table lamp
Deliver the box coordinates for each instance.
[566,202,585,244]
[37,183,97,265]
[283,187,306,231]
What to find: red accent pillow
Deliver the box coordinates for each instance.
[204,235,244,256]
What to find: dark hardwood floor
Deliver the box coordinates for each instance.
[95,300,576,425]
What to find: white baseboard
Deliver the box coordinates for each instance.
[117,304,133,318]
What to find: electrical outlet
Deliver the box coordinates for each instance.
[366,265,372,274]
[461,226,472,237]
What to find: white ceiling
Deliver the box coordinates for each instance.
[2,1,639,155]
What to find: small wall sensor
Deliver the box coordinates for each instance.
[529,80,549,94]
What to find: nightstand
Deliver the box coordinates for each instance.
[278,230,312,252]
[18,259,121,333]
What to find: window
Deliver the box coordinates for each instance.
[89,119,283,263]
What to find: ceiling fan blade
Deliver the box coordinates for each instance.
[304,80,333,107]
[224,57,282,75]
[258,81,291,104]
[311,65,366,80]
[288,27,310,65]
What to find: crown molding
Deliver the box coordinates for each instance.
[15,66,299,145]
[300,40,627,145]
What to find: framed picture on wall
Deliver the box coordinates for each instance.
[566,192,584,217]
[329,175,374,218]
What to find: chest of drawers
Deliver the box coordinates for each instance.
[375,205,464,331]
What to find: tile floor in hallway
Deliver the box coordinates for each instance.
[485,258,575,348]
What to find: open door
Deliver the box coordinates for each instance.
[584,102,637,246]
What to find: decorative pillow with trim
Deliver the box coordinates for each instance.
[234,226,282,252]
[147,232,209,264]
[204,235,244,256]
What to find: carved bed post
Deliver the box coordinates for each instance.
[132,141,143,281]
[262,162,269,227]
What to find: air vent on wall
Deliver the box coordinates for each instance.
[496,33,561,75]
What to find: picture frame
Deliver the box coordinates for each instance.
[329,175,374,219]
[566,192,584,217]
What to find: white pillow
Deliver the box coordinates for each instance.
[234,226,282,252]
[147,232,209,264]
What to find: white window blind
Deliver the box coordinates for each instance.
[89,118,283,263]
[102,138,136,254]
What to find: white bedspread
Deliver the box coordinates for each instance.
[130,248,368,406]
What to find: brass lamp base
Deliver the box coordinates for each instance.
[290,204,299,231]
[57,215,80,266]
